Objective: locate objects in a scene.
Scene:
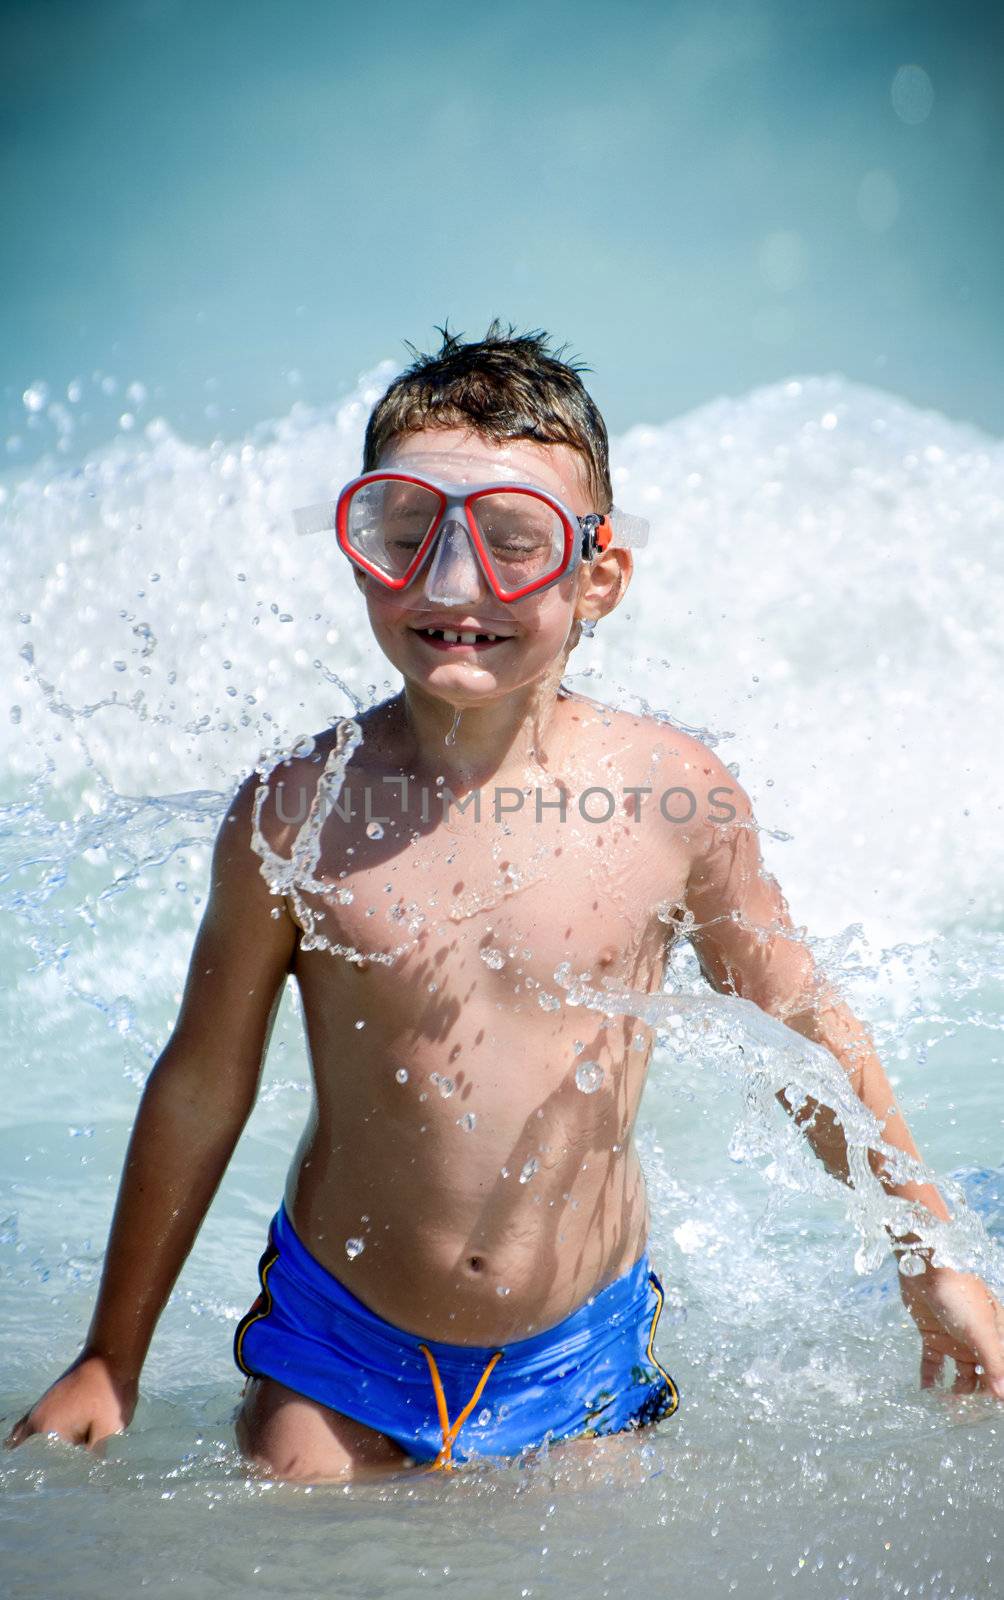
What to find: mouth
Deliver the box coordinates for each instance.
[410,625,512,651]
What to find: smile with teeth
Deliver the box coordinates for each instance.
[415,627,509,645]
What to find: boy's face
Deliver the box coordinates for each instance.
[352,427,631,708]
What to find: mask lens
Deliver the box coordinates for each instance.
[345,478,442,577]
[471,491,566,587]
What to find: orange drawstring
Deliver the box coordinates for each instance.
[646,1273,680,1417]
[418,1344,503,1471]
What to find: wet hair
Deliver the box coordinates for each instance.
[362,320,612,510]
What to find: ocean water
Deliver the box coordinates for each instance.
[1,371,1002,1599]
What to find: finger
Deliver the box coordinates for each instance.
[952,1361,980,1396]
[20,1413,88,1448]
[919,1341,946,1389]
[3,1414,32,1450]
[975,1363,1004,1400]
[958,1324,1004,1399]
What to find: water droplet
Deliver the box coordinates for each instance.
[632,1032,646,1051]
[430,1073,454,1099]
[898,1252,926,1278]
[445,708,462,747]
[477,1407,492,1425]
[572,1040,585,1055]
[22,382,48,413]
[519,1158,539,1185]
[395,1067,409,1084]
[481,947,505,970]
[132,622,156,657]
[354,1019,366,1030]
[575,1061,604,1094]
[496,1284,511,1297]
[457,1112,476,1132]
[345,1237,365,1260]
[366,820,384,840]
[537,993,560,1012]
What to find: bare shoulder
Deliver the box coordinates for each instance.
[560,691,745,829]
[248,714,376,855]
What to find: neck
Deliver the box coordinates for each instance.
[391,664,571,795]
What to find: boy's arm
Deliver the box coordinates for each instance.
[683,760,1004,1398]
[4,772,298,1452]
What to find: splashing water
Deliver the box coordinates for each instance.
[2,369,1003,1597]
[549,962,1003,1293]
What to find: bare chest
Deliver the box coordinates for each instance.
[290,790,687,1014]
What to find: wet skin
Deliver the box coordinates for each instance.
[266,688,696,1344]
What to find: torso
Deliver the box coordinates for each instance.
[262,691,703,1343]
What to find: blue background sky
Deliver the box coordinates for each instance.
[2,0,1002,462]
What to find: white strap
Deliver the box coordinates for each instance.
[607,506,649,548]
[292,501,337,537]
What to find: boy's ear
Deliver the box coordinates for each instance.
[576,548,633,626]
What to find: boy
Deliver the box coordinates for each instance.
[7,327,1003,1479]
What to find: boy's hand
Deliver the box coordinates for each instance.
[897,1263,1004,1399]
[3,1352,138,1455]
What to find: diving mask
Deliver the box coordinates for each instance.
[293,456,648,605]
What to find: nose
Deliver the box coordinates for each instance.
[419,517,489,606]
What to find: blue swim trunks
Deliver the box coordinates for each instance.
[234,1202,679,1467]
